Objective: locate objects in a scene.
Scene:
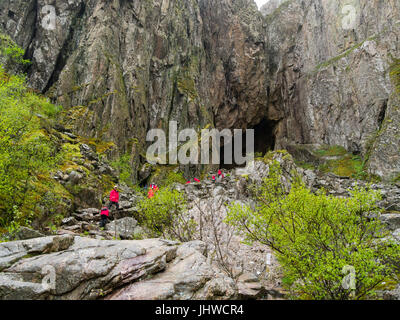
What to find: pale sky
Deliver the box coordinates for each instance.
[254,0,269,9]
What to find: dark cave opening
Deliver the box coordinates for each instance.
[220,118,277,170]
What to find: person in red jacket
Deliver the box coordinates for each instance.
[109,186,120,211]
[99,206,110,228]
[148,188,155,199]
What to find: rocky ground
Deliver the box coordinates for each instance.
[1,152,400,300]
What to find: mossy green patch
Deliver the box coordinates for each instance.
[389,58,400,94]
[314,36,378,73]
[149,166,186,187]
[78,136,116,154]
[318,154,364,178]
[314,145,348,157]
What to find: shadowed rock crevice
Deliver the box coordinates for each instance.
[21,0,38,68]
[377,99,389,130]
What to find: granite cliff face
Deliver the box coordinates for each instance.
[0,0,399,180]
[264,0,400,180]
[0,0,268,179]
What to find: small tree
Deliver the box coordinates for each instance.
[138,188,196,242]
[0,33,30,73]
[226,161,400,300]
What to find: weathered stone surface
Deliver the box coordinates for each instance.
[265,0,400,181]
[1,0,399,180]
[106,217,143,240]
[61,217,79,227]
[379,214,400,232]
[0,236,239,300]
[107,240,237,300]
[368,93,400,181]
[11,227,45,241]
[260,0,288,16]
[0,0,268,179]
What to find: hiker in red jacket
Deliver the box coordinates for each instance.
[148,188,155,199]
[216,170,224,182]
[99,206,110,228]
[109,186,120,211]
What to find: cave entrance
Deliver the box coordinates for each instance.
[220,118,277,170]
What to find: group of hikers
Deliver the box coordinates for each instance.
[99,185,120,228]
[186,169,225,184]
[99,169,226,228]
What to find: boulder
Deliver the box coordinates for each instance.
[67,171,83,185]
[107,241,236,300]
[61,217,79,227]
[106,218,142,240]
[11,227,45,241]
[379,214,400,231]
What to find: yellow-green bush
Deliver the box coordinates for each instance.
[226,161,400,300]
[138,188,195,242]
[0,65,64,228]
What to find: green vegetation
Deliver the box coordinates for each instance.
[163,170,187,186]
[0,34,30,72]
[177,68,198,101]
[318,154,365,178]
[291,145,369,179]
[390,58,400,94]
[138,188,195,242]
[314,145,348,157]
[0,63,65,228]
[226,161,400,300]
[148,165,187,187]
[0,36,114,233]
[111,153,133,186]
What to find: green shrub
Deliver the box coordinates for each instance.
[164,170,187,186]
[226,161,400,300]
[0,66,64,226]
[0,33,30,72]
[138,188,195,242]
[111,153,133,186]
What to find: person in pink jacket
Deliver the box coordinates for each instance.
[109,186,120,211]
[99,206,110,228]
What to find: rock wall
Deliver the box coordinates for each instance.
[265,0,400,180]
[1,0,399,180]
[0,0,268,179]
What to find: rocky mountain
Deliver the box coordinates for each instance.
[1,0,399,181]
[0,0,267,180]
[265,0,400,181]
[1,0,400,301]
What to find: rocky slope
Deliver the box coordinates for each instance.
[2,152,400,300]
